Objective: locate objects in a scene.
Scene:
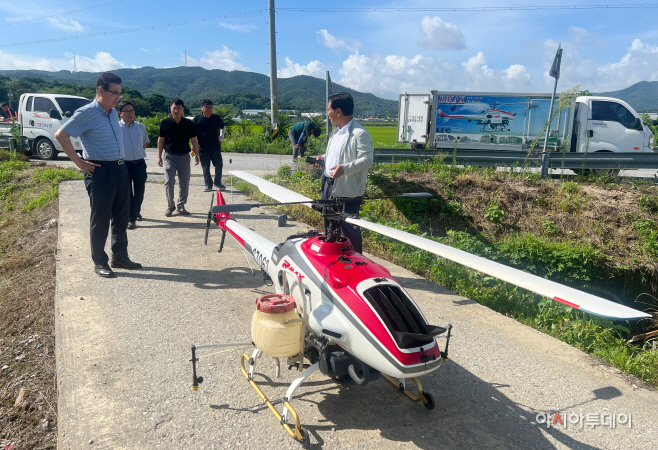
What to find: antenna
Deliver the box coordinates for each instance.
[73,52,77,72]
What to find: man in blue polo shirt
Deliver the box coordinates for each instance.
[118,101,150,230]
[55,72,142,278]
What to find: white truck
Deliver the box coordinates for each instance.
[0,93,90,159]
[398,91,654,155]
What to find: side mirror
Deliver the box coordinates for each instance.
[64,111,72,118]
[633,117,642,129]
[49,109,62,120]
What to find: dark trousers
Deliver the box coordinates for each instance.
[321,178,363,254]
[199,149,223,187]
[126,159,147,222]
[289,129,306,159]
[84,164,130,265]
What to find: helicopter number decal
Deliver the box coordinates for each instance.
[252,248,269,271]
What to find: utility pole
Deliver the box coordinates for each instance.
[268,0,279,138]
[326,71,332,138]
[73,52,78,73]
[185,50,188,66]
[540,43,563,179]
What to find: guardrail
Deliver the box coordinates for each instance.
[373,148,658,170]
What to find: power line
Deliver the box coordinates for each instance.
[278,4,658,13]
[0,0,126,28]
[0,10,266,48]
[2,3,658,49]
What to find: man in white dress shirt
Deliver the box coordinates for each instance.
[315,92,374,254]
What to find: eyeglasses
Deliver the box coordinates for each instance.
[121,109,135,114]
[104,88,123,98]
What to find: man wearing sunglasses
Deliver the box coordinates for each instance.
[55,72,142,278]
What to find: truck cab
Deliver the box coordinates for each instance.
[18,93,91,160]
[571,96,654,153]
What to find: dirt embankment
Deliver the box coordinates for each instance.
[0,201,58,448]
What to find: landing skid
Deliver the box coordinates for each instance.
[382,373,436,410]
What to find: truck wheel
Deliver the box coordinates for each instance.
[588,151,619,177]
[35,138,58,160]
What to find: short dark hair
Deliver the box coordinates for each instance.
[117,101,134,112]
[170,98,184,107]
[0,102,8,107]
[201,99,213,107]
[328,92,354,116]
[312,126,322,137]
[96,72,122,93]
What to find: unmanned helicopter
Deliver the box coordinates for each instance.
[438,101,522,132]
[189,170,650,447]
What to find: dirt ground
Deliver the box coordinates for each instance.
[0,203,58,449]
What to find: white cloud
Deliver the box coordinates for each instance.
[541,37,658,92]
[139,48,149,53]
[278,57,328,78]
[185,46,249,71]
[316,29,361,52]
[220,22,256,33]
[70,52,125,72]
[0,50,125,72]
[337,51,535,99]
[418,16,466,51]
[47,17,83,32]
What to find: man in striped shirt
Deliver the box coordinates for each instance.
[55,72,142,278]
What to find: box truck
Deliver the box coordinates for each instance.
[0,93,90,159]
[398,91,654,154]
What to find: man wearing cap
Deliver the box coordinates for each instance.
[1,102,16,123]
[193,99,226,192]
[55,72,142,278]
[289,121,321,159]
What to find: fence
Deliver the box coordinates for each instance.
[373,148,658,170]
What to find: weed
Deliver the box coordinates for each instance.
[541,219,559,236]
[22,185,59,212]
[484,200,505,224]
[561,181,580,194]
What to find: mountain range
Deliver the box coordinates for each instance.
[2,65,656,114]
[0,66,399,117]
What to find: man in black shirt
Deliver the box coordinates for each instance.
[157,98,199,216]
[192,99,226,191]
[1,102,16,123]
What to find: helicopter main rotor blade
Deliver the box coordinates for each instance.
[346,217,651,321]
[400,193,433,198]
[211,204,254,214]
[229,170,314,207]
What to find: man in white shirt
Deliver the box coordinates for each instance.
[315,92,374,253]
[118,101,150,229]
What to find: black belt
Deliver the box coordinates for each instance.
[125,158,145,164]
[88,159,125,165]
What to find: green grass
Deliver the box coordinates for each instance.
[364,125,407,148]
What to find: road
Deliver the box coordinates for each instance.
[37,148,292,176]
[55,177,658,449]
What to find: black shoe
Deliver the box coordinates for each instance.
[94,264,115,278]
[215,183,226,190]
[177,207,191,216]
[203,185,213,192]
[136,213,143,221]
[110,256,142,270]
[127,221,137,230]
[165,207,175,217]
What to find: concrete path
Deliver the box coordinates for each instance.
[56,175,658,449]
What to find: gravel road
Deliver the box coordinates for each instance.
[56,176,658,449]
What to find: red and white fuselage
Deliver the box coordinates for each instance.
[213,191,443,378]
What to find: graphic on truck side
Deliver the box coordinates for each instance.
[435,94,570,148]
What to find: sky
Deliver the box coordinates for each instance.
[2,0,658,100]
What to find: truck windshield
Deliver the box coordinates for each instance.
[55,97,91,116]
